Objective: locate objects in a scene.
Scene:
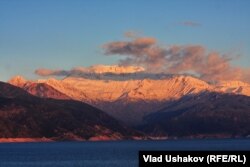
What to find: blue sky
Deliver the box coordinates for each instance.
[0,0,249,81]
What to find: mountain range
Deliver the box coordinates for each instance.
[1,65,250,140]
[9,72,250,125]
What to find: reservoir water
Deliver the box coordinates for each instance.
[0,139,250,167]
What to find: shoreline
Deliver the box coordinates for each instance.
[0,136,249,143]
[0,138,54,143]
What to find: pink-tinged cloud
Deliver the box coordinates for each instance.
[103,37,156,56]
[35,65,145,78]
[35,69,67,76]
[35,35,250,83]
[103,35,250,83]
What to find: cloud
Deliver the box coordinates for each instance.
[180,21,201,27]
[35,67,99,77]
[103,37,168,71]
[103,37,156,56]
[35,65,145,77]
[103,36,250,83]
[35,68,69,76]
[35,35,249,83]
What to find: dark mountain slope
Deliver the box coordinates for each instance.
[0,82,141,140]
[141,92,250,138]
[0,81,31,98]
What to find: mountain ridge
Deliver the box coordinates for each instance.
[141,92,250,138]
[0,82,142,140]
[3,76,250,139]
[8,75,250,125]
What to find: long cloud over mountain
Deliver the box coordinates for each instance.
[35,65,145,77]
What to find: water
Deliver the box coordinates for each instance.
[0,139,250,167]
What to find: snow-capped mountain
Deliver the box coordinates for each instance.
[9,76,70,100]
[8,67,250,125]
[214,80,250,96]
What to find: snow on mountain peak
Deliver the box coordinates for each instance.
[214,80,250,96]
[215,80,250,87]
[8,76,27,87]
[7,74,250,125]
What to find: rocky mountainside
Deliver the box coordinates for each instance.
[0,81,31,98]
[141,92,250,138]
[214,80,250,96]
[0,82,142,141]
[9,75,212,125]
[8,76,70,100]
[9,73,250,126]
[3,72,250,139]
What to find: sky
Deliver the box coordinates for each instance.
[0,0,250,81]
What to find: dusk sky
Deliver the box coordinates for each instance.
[0,0,250,81]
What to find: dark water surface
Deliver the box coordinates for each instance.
[0,139,250,167]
